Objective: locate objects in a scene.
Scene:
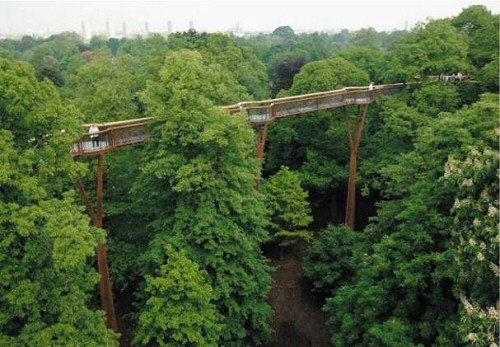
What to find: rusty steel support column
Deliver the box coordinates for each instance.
[255,123,269,190]
[344,104,369,230]
[256,123,269,169]
[96,154,118,332]
[76,177,97,225]
[76,155,118,332]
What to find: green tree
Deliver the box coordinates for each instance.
[452,5,499,68]
[304,224,363,294]
[64,48,143,122]
[441,95,499,345]
[323,94,498,346]
[89,35,108,50]
[134,50,273,345]
[141,49,250,109]
[286,57,370,95]
[0,57,117,345]
[348,27,381,48]
[135,245,222,346]
[452,5,499,92]
[386,19,470,82]
[262,166,313,248]
[336,46,387,82]
[380,30,408,51]
[266,57,369,195]
[0,40,20,61]
[166,31,269,99]
[412,82,460,116]
[272,26,296,40]
[117,35,169,80]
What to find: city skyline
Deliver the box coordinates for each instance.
[1,1,499,38]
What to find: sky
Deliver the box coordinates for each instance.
[0,0,499,36]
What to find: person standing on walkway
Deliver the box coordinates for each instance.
[89,124,100,148]
[368,82,375,100]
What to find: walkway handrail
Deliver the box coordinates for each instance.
[81,117,154,128]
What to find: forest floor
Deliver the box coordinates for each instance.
[265,242,331,347]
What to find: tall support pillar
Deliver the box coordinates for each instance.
[344,104,369,230]
[76,154,118,332]
[256,123,269,170]
[255,123,269,190]
[95,154,118,332]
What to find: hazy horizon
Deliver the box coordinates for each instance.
[1,1,499,37]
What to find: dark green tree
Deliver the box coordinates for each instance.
[271,26,296,40]
[452,5,499,92]
[266,57,369,192]
[304,224,363,294]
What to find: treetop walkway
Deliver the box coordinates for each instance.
[223,83,405,123]
[72,83,405,157]
[72,117,152,157]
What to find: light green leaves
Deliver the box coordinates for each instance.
[135,245,222,346]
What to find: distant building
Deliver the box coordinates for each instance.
[81,21,91,43]
[167,21,173,36]
[145,21,150,36]
[122,22,129,38]
[189,21,194,30]
[106,21,115,38]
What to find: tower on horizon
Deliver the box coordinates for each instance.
[167,21,173,35]
[81,21,91,43]
[106,21,115,38]
[123,22,129,38]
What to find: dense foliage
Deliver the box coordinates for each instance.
[0,5,498,346]
[132,49,273,345]
[262,166,313,247]
[134,245,222,346]
[0,58,117,345]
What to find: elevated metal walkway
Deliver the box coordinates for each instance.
[223,83,405,123]
[72,117,152,157]
[72,83,405,157]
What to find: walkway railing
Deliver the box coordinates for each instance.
[72,118,152,157]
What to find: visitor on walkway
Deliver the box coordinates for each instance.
[89,124,100,148]
[368,82,375,100]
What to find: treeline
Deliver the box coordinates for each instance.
[0,4,498,346]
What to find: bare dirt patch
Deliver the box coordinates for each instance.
[265,244,331,347]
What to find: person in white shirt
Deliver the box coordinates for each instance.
[368,82,375,100]
[89,124,100,148]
